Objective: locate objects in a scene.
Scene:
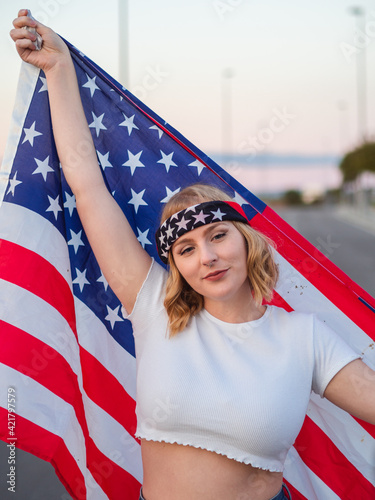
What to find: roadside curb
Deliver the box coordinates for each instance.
[334,205,375,236]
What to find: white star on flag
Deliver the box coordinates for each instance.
[105,305,124,329]
[136,228,152,248]
[211,208,226,220]
[193,210,209,224]
[38,76,48,92]
[123,151,145,175]
[119,114,139,135]
[6,171,22,196]
[89,112,107,137]
[97,151,113,170]
[72,268,90,292]
[97,271,109,291]
[149,125,163,139]
[160,186,180,203]
[64,192,76,216]
[68,230,85,254]
[128,188,147,213]
[22,121,43,146]
[233,192,249,206]
[157,150,177,172]
[46,194,62,220]
[32,156,54,181]
[188,159,205,176]
[82,74,100,97]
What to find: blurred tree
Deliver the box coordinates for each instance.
[283,189,303,205]
[339,142,375,182]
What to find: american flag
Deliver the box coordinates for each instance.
[0,40,374,500]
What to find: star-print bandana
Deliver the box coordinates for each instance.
[155,200,249,264]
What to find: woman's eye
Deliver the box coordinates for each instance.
[180,246,194,256]
[213,232,226,241]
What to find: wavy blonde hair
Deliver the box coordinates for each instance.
[160,184,279,337]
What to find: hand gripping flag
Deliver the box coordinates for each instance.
[0,39,374,500]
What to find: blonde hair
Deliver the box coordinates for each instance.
[160,184,278,336]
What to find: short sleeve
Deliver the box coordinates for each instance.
[312,316,361,397]
[121,258,168,331]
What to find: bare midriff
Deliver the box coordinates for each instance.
[141,440,284,500]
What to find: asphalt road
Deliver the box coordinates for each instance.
[1,205,374,499]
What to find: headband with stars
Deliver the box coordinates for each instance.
[155,200,250,264]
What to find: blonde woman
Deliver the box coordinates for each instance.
[11,11,375,500]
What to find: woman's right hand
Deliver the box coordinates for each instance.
[10,9,70,74]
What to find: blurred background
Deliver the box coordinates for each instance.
[1,1,375,201]
[0,1,374,497]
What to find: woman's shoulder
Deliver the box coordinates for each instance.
[122,258,168,320]
[267,304,314,324]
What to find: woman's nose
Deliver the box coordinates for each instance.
[200,245,217,267]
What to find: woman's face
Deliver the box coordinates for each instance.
[171,221,250,309]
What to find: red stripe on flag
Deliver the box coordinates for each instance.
[266,289,294,312]
[0,321,140,498]
[0,320,87,430]
[0,407,87,500]
[295,416,375,499]
[250,209,375,338]
[0,238,138,438]
[85,435,141,500]
[353,416,375,440]
[80,348,138,439]
[0,239,77,337]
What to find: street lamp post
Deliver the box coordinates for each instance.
[119,0,129,87]
[221,68,235,162]
[349,6,367,143]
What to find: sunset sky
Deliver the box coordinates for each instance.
[1,0,374,194]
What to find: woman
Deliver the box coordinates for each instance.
[10,11,375,500]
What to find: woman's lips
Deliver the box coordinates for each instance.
[203,269,228,281]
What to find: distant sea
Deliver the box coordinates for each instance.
[210,153,342,198]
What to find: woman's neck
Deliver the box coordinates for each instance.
[203,291,266,324]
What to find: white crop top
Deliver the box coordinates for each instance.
[123,259,360,472]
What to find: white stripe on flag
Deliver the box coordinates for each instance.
[0,364,87,476]
[308,392,375,485]
[0,279,80,375]
[285,446,341,500]
[75,297,137,400]
[0,63,39,204]
[0,201,72,286]
[82,390,143,483]
[276,253,375,362]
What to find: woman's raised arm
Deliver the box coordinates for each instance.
[10,10,152,312]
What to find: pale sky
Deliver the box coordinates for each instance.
[1,1,375,193]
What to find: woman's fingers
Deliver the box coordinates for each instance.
[10,26,36,42]
[13,14,36,30]
[17,8,29,17]
[10,10,70,71]
[15,37,37,52]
